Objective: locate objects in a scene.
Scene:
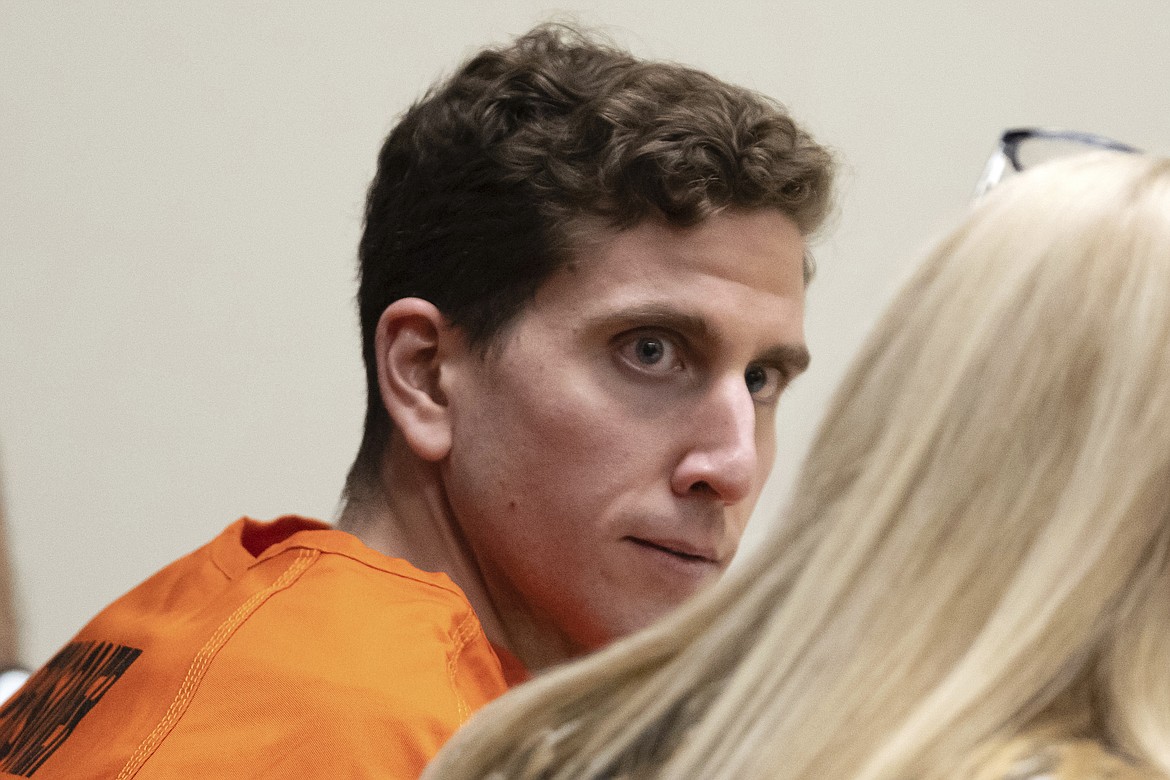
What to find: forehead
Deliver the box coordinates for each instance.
[528,209,807,331]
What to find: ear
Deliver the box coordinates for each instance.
[374,298,456,462]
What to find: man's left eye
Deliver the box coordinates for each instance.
[745,365,784,402]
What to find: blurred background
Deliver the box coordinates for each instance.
[2,1,1168,667]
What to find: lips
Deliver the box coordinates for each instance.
[625,536,722,566]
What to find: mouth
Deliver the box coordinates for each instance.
[625,537,720,566]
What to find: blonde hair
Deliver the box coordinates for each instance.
[424,152,1170,780]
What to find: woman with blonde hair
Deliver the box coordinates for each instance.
[423,151,1170,780]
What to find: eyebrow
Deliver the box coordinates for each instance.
[589,305,811,376]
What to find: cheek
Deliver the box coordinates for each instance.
[500,360,634,467]
[756,414,779,472]
[446,339,677,533]
[512,401,638,509]
[449,382,624,521]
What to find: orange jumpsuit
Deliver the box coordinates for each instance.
[0,517,523,778]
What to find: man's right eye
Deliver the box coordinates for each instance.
[616,333,684,375]
[634,337,665,364]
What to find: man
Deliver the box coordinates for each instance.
[0,24,833,778]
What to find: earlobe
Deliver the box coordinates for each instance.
[374,298,454,462]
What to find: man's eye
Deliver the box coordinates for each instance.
[745,364,784,403]
[635,337,665,365]
[618,334,683,374]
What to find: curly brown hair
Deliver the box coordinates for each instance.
[348,23,835,488]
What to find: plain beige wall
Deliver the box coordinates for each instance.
[2,1,1168,666]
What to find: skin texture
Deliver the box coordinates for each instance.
[430,208,809,665]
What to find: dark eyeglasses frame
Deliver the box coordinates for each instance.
[974,127,1141,198]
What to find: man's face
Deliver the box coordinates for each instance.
[440,208,808,655]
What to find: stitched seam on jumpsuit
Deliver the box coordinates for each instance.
[114,548,319,780]
[446,609,480,724]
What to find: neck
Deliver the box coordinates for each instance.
[336,436,578,672]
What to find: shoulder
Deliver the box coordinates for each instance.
[149,541,511,776]
[228,541,510,709]
[213,545,509,772]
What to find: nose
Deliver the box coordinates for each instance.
[671,376,759,505]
